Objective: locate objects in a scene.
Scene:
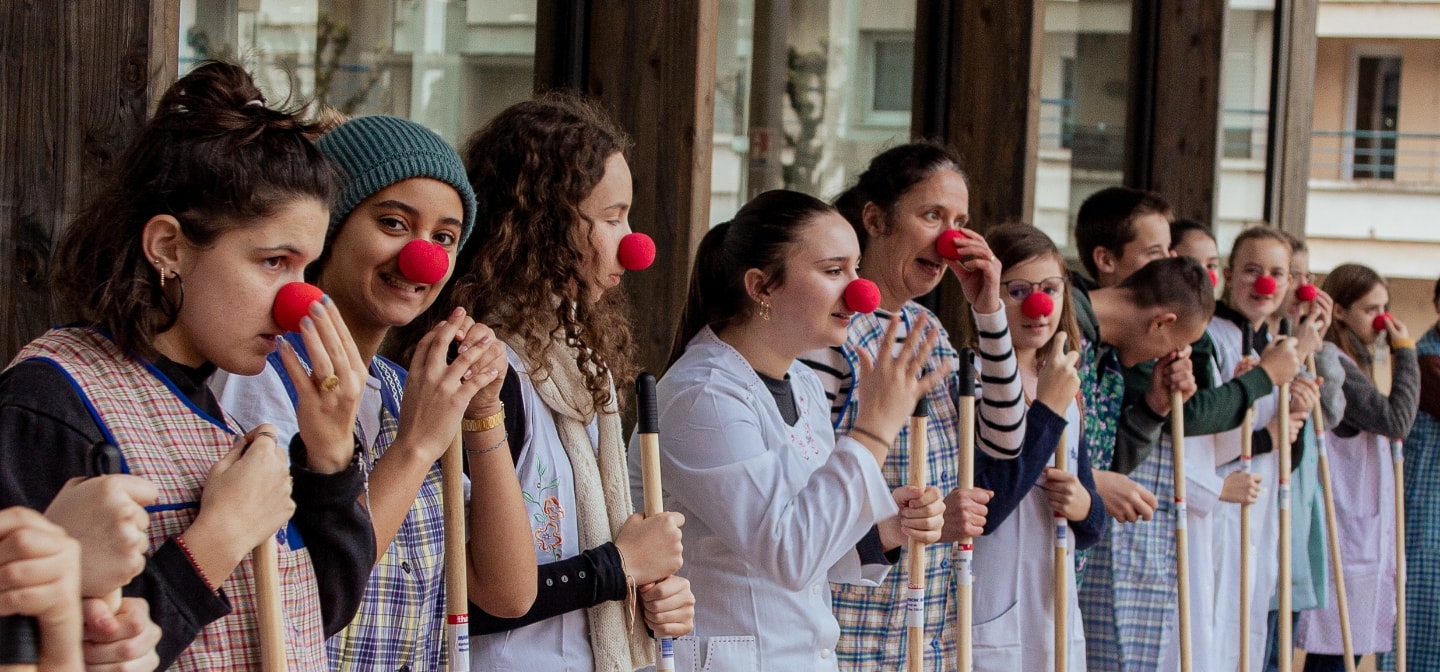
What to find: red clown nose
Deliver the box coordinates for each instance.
[618,233,656,271]
[273,282,325,333]
[398,240,449,285]
[935,229,965,260]
[1022,292,1054,320]
[1253,275,1277,296]
[1207,269,1218,287]
[1296,283,1318,302]
[1373,312,1392,333]
[844,278,881,314]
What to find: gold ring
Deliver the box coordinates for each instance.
[319,374,340,392]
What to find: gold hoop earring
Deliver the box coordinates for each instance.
[759,300,772,321]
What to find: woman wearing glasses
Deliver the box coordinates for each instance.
[966,223,1105,671]
[797,142,1028,671]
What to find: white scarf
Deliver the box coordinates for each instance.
[505,324,652,671]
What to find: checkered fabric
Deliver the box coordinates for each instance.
[1380,325,1440,671]
[264,339,450,671]
[828,304,964,671]
[14,328,327,670]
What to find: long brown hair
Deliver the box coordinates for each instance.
[51,61,338,359]
[983,223,1082,365]
[1323,262,1387,380]
[395,92,633,411]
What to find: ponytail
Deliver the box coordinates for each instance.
[667,190,836,367]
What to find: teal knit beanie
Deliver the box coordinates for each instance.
[317,115,478,249]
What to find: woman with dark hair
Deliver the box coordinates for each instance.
[395,93,693,671]
[1298,264,1419,671]
[967,223,1104,671]
[798,141,1028,670]
[0,61,375,669]
[650,189,947,670]
[213,114,537,670]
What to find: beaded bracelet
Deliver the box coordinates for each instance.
[464,432,508,456]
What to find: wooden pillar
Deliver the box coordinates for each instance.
[1266,0,1320,237]
[1126,0,1227,223]
[0,0,179,361]
[538,1,718,379]
[911,0,1045,343]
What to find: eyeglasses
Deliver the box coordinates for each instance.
[1235,266,1288,282]
[1002,276,1066,303]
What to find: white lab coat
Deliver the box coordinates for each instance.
[971,399,1087,671]
[1208,318,1281,672]
[644,327,897,671]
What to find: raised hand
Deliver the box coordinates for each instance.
[939,229,1002,314]
[396,308,507,464]
[275,295,367,473]
[850,314,953,460]
[44,475,156,598]
[1035,332,1081,415]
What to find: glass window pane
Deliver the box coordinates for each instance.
[1214,0,1274,247]
[711,0,916,221]
[178,0,537,148]
[1034,0,1133,254]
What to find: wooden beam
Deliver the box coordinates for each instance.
[912,0,1045,344]
[1,0,179,361]
[553,0,718,379]
[1127,0,1227,223]
[1266,0,1320,236]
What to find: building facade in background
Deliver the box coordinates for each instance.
[179,0,1438,327]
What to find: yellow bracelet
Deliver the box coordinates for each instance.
[1392,337,1416,350]
[462,404,505,433]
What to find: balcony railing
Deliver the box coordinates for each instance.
[1311,129,1440,185]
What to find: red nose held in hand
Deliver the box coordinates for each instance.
[845,278,881,314]
[1253,275,1277,296]
[935,229,965,260]
[1373,312,1393,333]
[397,239,449,285]
[274,282,325,333]
[618,232,656,271]
[1296,283,1318,302]
[1022,291,1054,320]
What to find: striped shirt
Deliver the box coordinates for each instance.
[801,303,1026,670]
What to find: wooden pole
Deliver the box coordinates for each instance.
[252,535,285,671]
[636,373,676,670]
[907,398,931,672]
[1307,353,1356,672]
[1393,437,1407,672]
[1171,389,1193,672]
[1239,329,1257,671]
[441,432,471,668]
[1054,430,1068,672]
[1240,406,1255,672]
[1278,379,1294,672]
[955,349,976,672]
